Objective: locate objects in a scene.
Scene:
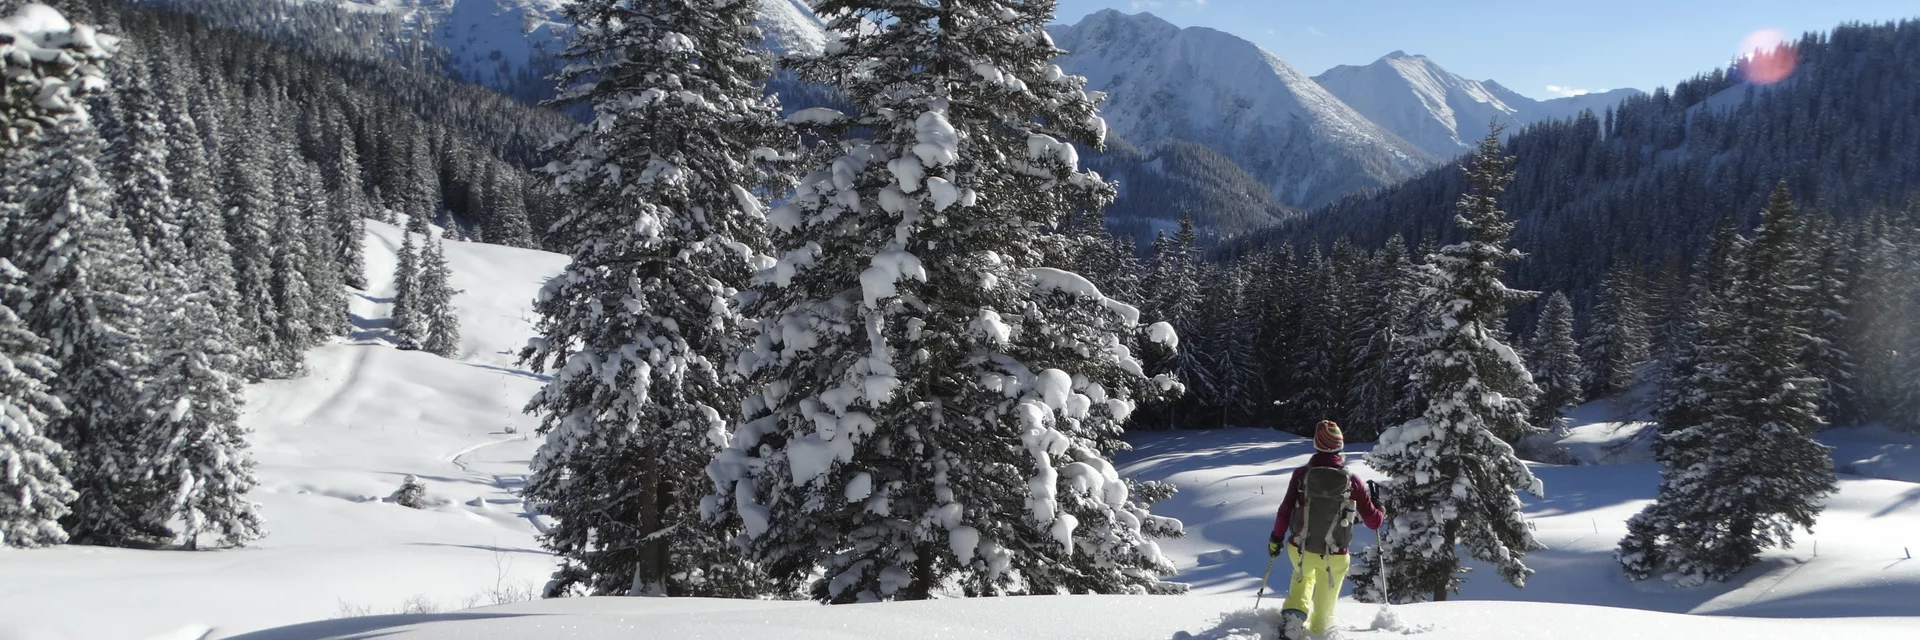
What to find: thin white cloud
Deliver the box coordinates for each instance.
[1545,84,1608,97]
[1307,27,1326,37]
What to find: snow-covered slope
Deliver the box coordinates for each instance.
[0,221,570,640]
[1315,52,1644,159]
[1051,10,1435,210]
[224,594,1914,640]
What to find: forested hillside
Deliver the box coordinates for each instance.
[0,0,569,551]
[1083,138,1296,247]
[1272,20,1920,298]
[1119,19,1920,437]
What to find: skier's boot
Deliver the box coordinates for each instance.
[1277,609,1308,640]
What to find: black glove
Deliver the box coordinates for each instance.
[1268,534,1284,558]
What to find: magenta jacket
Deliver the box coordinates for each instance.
[1270,452,1385,555]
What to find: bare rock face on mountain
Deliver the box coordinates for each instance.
[1315,50,1642,159]
[1050,10,1436,211]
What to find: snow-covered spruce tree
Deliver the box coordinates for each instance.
[418,233,458,358]
[264,160,316,376]
[1140,220,1205,428]
[8,123,160,546]
[1616,183,1837,585]
[218,117,286,380]
[92,41,263,550]
[1188,258,1256,425]
[706,0,1185,602]
[1648,217,1744,470]
[519,0,788,598]
[1346,236,1421,440]
[1289,245,1348,427]
[130,280,261,549]
[1800,213,1855,424]
[1579,262,1649,399]
[389,230,424,350]
[1350,129,1544,603]
[1842,213,1906,426]
[289,160,349,341]
[478,162,535,249]
[154,53,239,334]
[0,259,71,548]
[323,132,371,290]
[0,0,114,549]
[1528,292,1585,432]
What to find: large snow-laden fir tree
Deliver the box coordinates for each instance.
[706,0,1185,603]
[97,41,262,549]
[0,0,115,549]
[0,258,70,548]
[6,122,158,546]
[129,281,262,549]
[1617,183,1838,585]
[1351,129,1544,603]
[520,0,789,598]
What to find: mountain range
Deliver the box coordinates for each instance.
[222,1,1646,237]
[1314,50,1641,159]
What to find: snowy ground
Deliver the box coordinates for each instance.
[1115,426,1920,620]
[213,595,1913,640]
[0,222,569,640]
[5,221,1918,639]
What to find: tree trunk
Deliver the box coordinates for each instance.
[1433,588,1447,602]
[905,543,937,600]
[632,454,669,596]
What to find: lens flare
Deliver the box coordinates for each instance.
[1738,28,1796,85]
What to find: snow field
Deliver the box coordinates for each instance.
[0,221,568,640]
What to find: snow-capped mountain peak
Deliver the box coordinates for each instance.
[1052,10,1435,210]
[1314,51,1528,159]
[1316,51,1644,159]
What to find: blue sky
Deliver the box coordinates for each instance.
[1054,0,1920,101]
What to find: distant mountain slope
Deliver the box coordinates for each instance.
[164,0,829,103]
[1050,10,1435,210]
[1083,137,1294,247]
[1271,19,1920,299]
[1314,51,1644,159]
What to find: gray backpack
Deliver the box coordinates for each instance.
[1289,466,1357,555]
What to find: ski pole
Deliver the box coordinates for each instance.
[1253,553,1278,610]
[1369,480,1390,606]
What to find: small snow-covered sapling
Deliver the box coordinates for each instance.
[391,474,428,509]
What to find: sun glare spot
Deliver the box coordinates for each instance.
[1738,28,1796,84]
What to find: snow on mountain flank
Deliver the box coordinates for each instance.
[1315,51,1645,159]
[1050,10,1436,210]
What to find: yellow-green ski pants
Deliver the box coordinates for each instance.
[1281,544,1351,635]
